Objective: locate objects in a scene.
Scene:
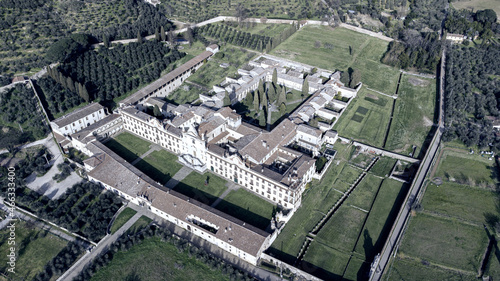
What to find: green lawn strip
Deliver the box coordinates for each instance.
[214,189,275,230]
[126,216,153,236]
[385,75,437,156]
[344,174,383,211]
[484,241,500,278]
[421,182,498,224]
[104,132,151,162]
[134,150,183,185]
[333,88,393,147]
[435,151,499,188]
[173,172,228,206]
[349,152,374,169]
[268,142,354,262]
[387,258,478,281]
[354,179,409,261]
[342,256,370,281]
[315,207,368,253]
[90,237,230,281]
[223,23,291,37]
[270,25,400,93]
[301,241,350,281]
[110,208,138,234]
[369,156,397,177]
[399,213,488,273]
[0,220,68,281]
[332,164,364,193]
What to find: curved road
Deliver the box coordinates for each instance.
[369,49,446,281]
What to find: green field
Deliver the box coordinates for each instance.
[385,75,437,157]
[349,151,375,169]
[334,88,393,147]
[134,150,183,184]
[173,172,228,205]
[354,179,408,260]
[344,174,383,211]
[333,164,364,193]
[301,242,351,280]
[214,189,275,230]
[370,157,397,177]
[451,0,500,19]
[90,237,230,281]
[343,257,369,281]
[422,182,498,224]
[0,221,68,281]
[271,25,401,94]
[435,150,498,188]
[316,207,368,252]
[387,257,477,281]
[222,22,292,37]
[399,213,488,273]
[127,216,153,235]
[110,208,137,234]
[104,132,151,162]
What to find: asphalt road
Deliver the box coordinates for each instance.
[370,49,446,281]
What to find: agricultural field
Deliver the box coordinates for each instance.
[173,172,228,206]
[434,149,498,189]
[90,237,230,281]
[385,75,437,157]
[334,88,393,147]
[104,132,151,162]
[134,150,183,185]
[385,146,500,280]
[451,0,500,18]
[221,22,293,37]
[0,220,68,281]
[370,156,397,177]
[271,25,401,94]
[214,188,275,230]
[268,141,407,280]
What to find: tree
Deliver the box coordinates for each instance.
[103,36,110,48]
[259,111,266,127]
[349,69,361,88]
[137,31,143,44]
[153,105,162,117]
[155,27,160,41]
[278,86,287,105]
[253,91,259,111]
[272,68,277,85]
[279,102,286,117]
[302,79,309,96]
[185,27,193,46]
[476,9,497,24]
[268,83,277,102]
[223,91,231,106]
[235,3,248,23]
[161,26,166,42]
[168,31,175,45]
[244,91,253,107]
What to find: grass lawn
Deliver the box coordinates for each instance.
[90,237,230,281]
[451,0,500,18]
[0,221,68,281]
[344,174,383,211]
[435,149,499,188]
[104,132,151,162]
[167,86,205,105]
[354,179,408,261]
[110,208,137,234]
[370,156,397,177]
[173,171,228,206]
[127,216,153,235]
[316,206,368,253]
[271,25,401,94]
[214,189,275,230]
[222,22,292,37]
[333,88,393,147]
[343,257,370,281]
[349,152,375,169]
[267,141,355,263]
[333,164,364,193]
[399,213,488,273]
[134,150,183,185]
[387,258,478,281]
[301,242,350,281]
[484,242,500,278]
[385,75,437,157]
[421,182,498,224]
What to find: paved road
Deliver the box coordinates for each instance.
[58,208,146,281]
[370,49,446,281]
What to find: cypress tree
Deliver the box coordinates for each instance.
[278,86,287,105]
[161,26,166,41]
[253,91,259,111]
[137,31,143,44]
[223,90,231,106]
[272,68,277,85]
[153,105,162,117]
[302,79,309,96]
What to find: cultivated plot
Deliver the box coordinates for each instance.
[104,132,151,162]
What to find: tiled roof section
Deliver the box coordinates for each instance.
[198,116,225,136]
[71,114,121,141]
[86,141,269,256]
[121,107,155,122]
[239,119,297,163]
[216,107,240,120]
[145,97,168,110]
[83,152,106,169]
[286,70,303,78]
[306,76,323,84]
[207,144,226,156]
[165,124,182,137]
[52,103,104,128]
[280,154,314,187]
[325,130,338,137]
[120,51,214,106]
[233,134,258,150]
[235,122,260,135]
[297,124,322,138]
